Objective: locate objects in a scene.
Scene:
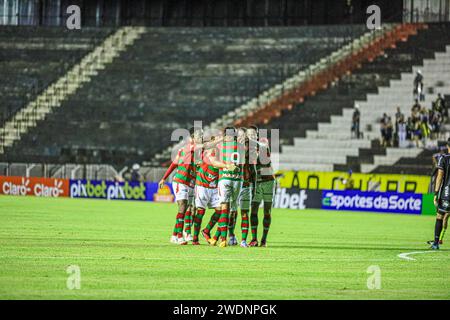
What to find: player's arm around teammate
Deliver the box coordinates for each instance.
[204,147,237,247]
[237,128,257,247]
[227,127,248,246]
[192,147,227,245]
[214,127,243,248]
[159,129,196,245]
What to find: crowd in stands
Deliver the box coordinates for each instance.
[376,70,447,148]
[379,94,447,148]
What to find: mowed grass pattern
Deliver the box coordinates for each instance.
[0,195,449,299]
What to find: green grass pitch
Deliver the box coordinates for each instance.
[0,195,449,300]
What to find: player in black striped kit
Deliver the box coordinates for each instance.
[427,146,448,245]
[430,139,450,250]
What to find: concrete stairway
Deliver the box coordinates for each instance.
[0,27,146,154]
[153,24,394,165]
[276,24,450,174]
[355,46,450,173]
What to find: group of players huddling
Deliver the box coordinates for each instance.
[158,125,450,250]
[159,126,275,248]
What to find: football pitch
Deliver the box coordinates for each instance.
[0,195,449,300]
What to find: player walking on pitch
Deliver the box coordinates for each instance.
[430,138,450,250]
[428,147,449,245]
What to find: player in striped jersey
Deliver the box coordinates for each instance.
[428,146,449,245]
[430,140,450,250]
[159,128,197,245]
[228,127,257,247]
[192,138,222,245]
[248,126,276,247]
[208,127,243,248]
[182,128,205,242]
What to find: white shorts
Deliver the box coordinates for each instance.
[218,179,242,205]
[195,186,220,209]
[253,180,275,204]
[238,186,252,211]
[172,182,194,205]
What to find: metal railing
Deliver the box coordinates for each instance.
[0,162,168,182]
[403,0,450,23]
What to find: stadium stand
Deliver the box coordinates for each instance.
[370,121,450,175]
[151,23,400,163]
[0,27,145,155]
[371,148,435,175]
[270,23,450,174]
[0,25,367,166]
[0,26,114,125]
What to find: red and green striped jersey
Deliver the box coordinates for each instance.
[196,150,219,188]
[242,164,252,187]
[242,141,255,188]
[172,143,196,188]
[219,140,243,181]
[256,144,275,182]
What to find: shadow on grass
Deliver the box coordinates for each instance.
[260,243,448,252]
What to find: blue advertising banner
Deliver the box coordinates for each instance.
[70,179,149,201]
[273,188,322,210]
[69,180,176,202]
[67,179,424,214]
[321,190,422,214]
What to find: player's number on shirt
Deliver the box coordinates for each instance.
[231,152,240,165]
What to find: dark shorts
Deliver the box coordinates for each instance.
[437,198,450,214]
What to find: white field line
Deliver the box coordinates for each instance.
[397,251,438,261]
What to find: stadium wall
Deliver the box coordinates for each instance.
[1,0,404,27]
[0,174,436,216]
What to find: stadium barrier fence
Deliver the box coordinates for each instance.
[0,176,436,216]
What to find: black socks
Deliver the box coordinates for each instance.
[435,218,444,245]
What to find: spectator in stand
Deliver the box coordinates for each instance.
[382,92,445,149]
[435,93,447,123]
[385,117,394,147]
[351,104,361,139]
[380,113,388,147]
[406,116,413,141]
[430,108,442,140]
[419,107,431,146]
[398,115,407,148]
[394,107,404,147]
[412,99,421,118]
[395,107,404,128]
[129,163,143,182]
[380,114,394,148]
[412,117,422,148]
[413,70,424,101]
